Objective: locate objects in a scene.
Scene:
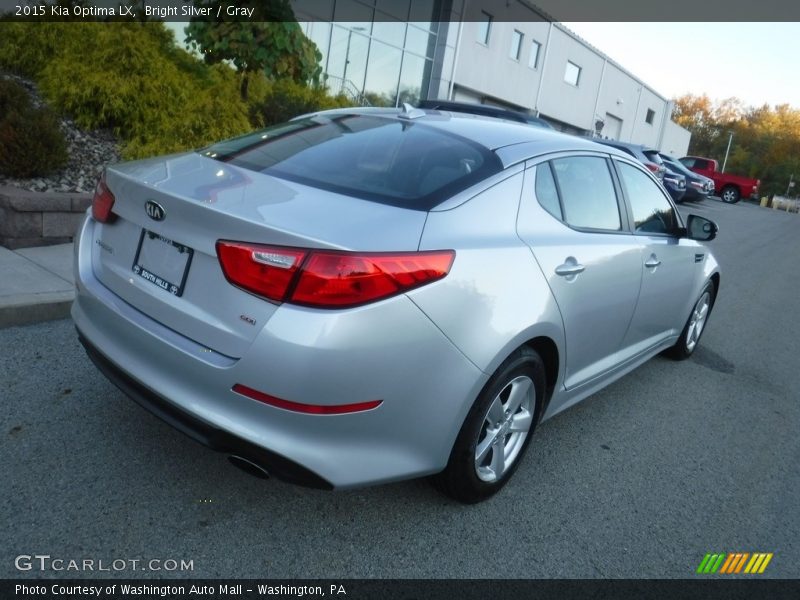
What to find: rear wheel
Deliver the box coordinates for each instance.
[720,185,740,203]
[434,347,545,503]
[665,281,715,360]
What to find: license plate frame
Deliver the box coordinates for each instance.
[132,230,194,297]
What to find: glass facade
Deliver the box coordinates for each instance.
[298,0,439,108]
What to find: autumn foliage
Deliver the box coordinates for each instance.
[672,94,800,197]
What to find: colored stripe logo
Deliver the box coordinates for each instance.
[697,552,773,574]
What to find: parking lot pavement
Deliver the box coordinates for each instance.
[2,198,798,579]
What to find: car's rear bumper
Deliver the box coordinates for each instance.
[78,331,333,489]
[72,216,487,489]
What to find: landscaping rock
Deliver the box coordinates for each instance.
[0,72,121,193]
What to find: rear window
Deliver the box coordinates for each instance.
[642,150,664,165]
[199,115,503,210]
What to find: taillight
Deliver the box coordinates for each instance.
[645,162,665,178]
[92,173,116,223]
[216,242,455,309]
[291,250,455,308]
[216,242,306,303]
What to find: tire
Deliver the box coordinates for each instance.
[665,281,716,360]
[720,185,740,204]
[434,347,545,504]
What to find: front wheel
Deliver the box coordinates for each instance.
[434,347,545,503]
[665,281,716,360]
[720,185,740,203]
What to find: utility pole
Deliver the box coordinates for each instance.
[721,131,734,173]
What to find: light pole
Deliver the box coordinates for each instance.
[721,130,734,174]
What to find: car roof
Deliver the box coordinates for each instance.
[294,106,626,164]
[593,139,657,153]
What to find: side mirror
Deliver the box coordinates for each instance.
[686,214,718,241]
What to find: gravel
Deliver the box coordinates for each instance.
[0,72,121,194]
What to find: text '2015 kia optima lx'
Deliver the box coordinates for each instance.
[73,105,720,503]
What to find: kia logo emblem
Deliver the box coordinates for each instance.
[145,200,165,221]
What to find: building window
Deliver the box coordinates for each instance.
[645,108,656,125]
[528,40,541,69]
[477,11,492,45]
[509,30,523,60]
[564,61,581,86]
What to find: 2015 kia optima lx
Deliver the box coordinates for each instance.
[72,106,720,503]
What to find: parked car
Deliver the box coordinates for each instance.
[659,153,714,202]
[417,99,554,129]
[592,139,667,181]
[662,167,687,203]
[73,106,720,504]
[679,155,759,203]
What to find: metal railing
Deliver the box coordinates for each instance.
[324,75,372,107]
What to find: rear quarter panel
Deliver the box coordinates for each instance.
[408,170,566,381]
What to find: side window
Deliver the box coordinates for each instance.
[535,163,562,220]
[617,161,678,235]
[551,156,621,231]
[679,157,695,168]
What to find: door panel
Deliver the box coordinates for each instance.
[614,160,695,350]
[518,161,642,390]
[624,236,695,351]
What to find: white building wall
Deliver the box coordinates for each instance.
[630,87,666,147]
[434,1,689,148]
[594,62,642,141]
[534,26,605,132]
[660,121,692,157]
[452,20,551,110]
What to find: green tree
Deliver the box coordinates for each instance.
[184,0,322,101]
[673,94,800,197]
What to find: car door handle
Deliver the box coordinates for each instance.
[644,255,662,268]
[555,262,586,277]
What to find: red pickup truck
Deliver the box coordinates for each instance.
[679,156,760,204]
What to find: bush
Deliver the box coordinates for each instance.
[1,22,254,160]
[251,79,352,128]
[0,22,63,77]
[0,82,68,177]
[0,78,31,115]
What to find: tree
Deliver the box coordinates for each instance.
[184,0,322,101]
[673,94,800,196]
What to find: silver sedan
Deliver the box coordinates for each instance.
[72,106,719,503]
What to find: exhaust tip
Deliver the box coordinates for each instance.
[227,455,270,480]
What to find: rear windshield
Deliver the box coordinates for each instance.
[642,150,664,164]
[199,114,503,210]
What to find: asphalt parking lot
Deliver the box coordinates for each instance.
[2,197,798,579]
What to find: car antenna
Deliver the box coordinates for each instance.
[398,103,426,120]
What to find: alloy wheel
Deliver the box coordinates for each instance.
[474,375,535,483]
[686,291,711,352]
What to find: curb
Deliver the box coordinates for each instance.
[0,292,74,329]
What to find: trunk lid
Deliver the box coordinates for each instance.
[91,152,427,358]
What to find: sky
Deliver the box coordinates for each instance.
[563,22,800,109]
